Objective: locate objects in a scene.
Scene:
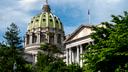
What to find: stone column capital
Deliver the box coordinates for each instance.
[36,31,41,35]
[29,32,33,36]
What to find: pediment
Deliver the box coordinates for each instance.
[66,25,92,42]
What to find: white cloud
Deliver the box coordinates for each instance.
[0,7,30,31]
[18,0,41,11]
[0,0,35,33]
[0,0,128,40]
[106,0,121,3]
[0,0,47,41]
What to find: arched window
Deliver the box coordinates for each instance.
[40,32,46,42]
[49,34,54,44]
[32,33,37,43]
[26,35,30,44]
[57,34,61,44]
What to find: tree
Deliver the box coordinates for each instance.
[4,23,22,49]
[67,64,83,72]
[83,11,128,72]
[35,43,83,72]
[35,43,67,72]
[0,23,31,72]
[0,43,13,72]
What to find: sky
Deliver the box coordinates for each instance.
[0,0,128,41]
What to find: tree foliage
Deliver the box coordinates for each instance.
[83,11,128,72]
[0,23,31,72]
[35,43,67,72]
[35,43,83,72]
[4,23,22,49]
[67,64,83,72]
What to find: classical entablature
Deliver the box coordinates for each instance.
[65,24,94,67]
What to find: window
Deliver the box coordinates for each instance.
[32,33,37,43]
[50,19,53,22]
[56,20,58,24]
[26,35,30,44]
[43,14,45,17]
[57,34,61,44]
[49,15,52,18]
[36,19,39,22]
[31,21,33,23]
[49,34,54,44]
[43,19,46,22]
[40,32,46,42]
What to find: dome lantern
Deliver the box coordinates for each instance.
[42,0,51,12]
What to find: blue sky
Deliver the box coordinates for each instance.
[0,0,128,41]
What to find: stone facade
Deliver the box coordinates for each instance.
[24,2,64,63]
[65,25,94,67]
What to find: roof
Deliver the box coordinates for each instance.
[27,2,63,31]
[65,24,92,42]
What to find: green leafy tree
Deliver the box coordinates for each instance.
[0,23,31,72]
[83,11,128,72]
[35,43,83,72]
[35,43,67,72]
[67,64,83,72]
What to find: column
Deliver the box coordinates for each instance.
[80,45,83,67]
[32,54,35,64]
[24,35,27,47]
[61,34,64,50]
[36,32,40,44]
[54,34,57,44]
[66,49,69,65]
[35,54,37,63]
[69,48,72,64]
[47,33,50,43]
[92,41,94,45]
[29,33,32,44]
[72,49,74,63]
[77,46,80,64]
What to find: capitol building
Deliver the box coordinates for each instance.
[24,1,93,67]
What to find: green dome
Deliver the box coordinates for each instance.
[27,4,63,31]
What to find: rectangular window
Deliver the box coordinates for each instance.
[57,34,61,44]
